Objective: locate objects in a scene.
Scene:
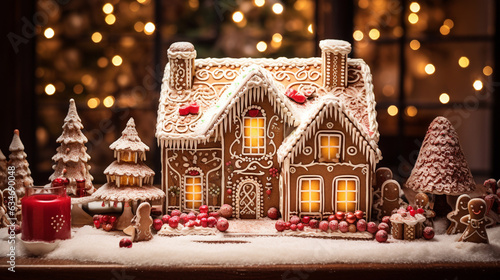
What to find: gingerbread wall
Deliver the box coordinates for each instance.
[284,110,373,221]
[223,95,285,219]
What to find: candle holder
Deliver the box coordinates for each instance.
[21,178,71,243]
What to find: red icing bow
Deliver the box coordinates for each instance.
[285,88,306,104]
[179,102,200,116]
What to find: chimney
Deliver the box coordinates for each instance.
[319,39,352,89]
[167,42,196,91]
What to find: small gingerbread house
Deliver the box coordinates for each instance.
[156,40,381,220]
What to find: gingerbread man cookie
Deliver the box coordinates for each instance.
[378,179,402,219]
[446,194,471,235]
[458,198,489,244]
[415,192,435,227]
[130,202,153,242]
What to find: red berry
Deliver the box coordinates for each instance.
[290,216,301,224]
[338,221,349,233]
[197,213,208,220]
[168,216,180,228]
[93,220,101,229]
[354,210,364,220]
[13,225,21,235]
[417,208,425,214]
[216,218,229,232]
[381,216,391,225]
[171,210,181,217]
[209,212,220,219]
[275,220,286,232]
[319,221,329,232]
[285,222,291,230]
[309,219,319,229]
[207,216,217,228]
[378,222,390,232]
[194,220,201,227]
[327,215,337,222]
[297,223,305,231]
[153,219,163,231]
[367,222,378,234]
[329,220,339,231]
[226,189,232,195]
[109,216,117,225]
[407,205,413,211]
[119,238,132,248]
[290,224,297,231]
[186,220,196,228]
[179,213,188,224]
[409,209,416,217]
[302,216,311,224]
[375,230,388,243]
[200,217,208,227]
[356,219,367,232]
[335,211,345,221]
[101,215,110,223]
[423,227,435,240]
[219,204,233,218]
[346,212,356,224]
[93,214,101,222]
[267,207,280,220]
[199,205,209,213]
[162,215,171,223]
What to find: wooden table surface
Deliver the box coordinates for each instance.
[1,258,499,280]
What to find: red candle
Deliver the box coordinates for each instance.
[21,178,71,242]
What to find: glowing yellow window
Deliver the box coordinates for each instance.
[185,176,202,209]
[243,117,265,155]
[336,178,358,212]
[120,151,137,163]
[318,133,341,162]
[299,178,322,213]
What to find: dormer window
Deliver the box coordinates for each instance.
[317,132,343,162]
[119,151,138,163]
[243,108,266,155]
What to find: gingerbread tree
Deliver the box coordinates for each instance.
[92,118,164,229]
[0,149,7,190]
[8,130,34,200]
[49,99,95,196]
[406,116,475,196]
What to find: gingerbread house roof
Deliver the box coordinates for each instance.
[277,95,382,168]
[156,42,379,151]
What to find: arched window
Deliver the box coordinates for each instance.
[243,108,266,155]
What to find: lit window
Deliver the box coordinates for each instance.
[185,175,202,209]
[335,177,358,212]
[317,133,342,162]
[299,177,322,213]
[243,112,265,155]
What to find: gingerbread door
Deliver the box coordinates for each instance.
[235,179,261,219]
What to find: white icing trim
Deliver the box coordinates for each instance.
[167,50,196,59]
[319,40,352,55]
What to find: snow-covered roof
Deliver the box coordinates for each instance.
[92,183,164,202]
[104,161,155,178]
[277,95,382,168]
[156,45,379,151]
[110,118,150,153]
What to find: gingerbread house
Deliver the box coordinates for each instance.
[156,40,382,221]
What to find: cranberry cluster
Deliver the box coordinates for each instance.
[93,214,117,231]
[154,205,229,232]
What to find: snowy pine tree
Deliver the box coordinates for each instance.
[49,99,95,196]
[406,116,475,195]
[8,130,34,200]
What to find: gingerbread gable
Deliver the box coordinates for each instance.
[156,41,379,151]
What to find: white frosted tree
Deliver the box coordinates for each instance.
[8,130,34,201]
[49,99,95,196]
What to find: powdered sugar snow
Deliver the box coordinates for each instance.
[1,225,499,266]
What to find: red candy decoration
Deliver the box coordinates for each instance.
[248,109,260,117]
[119,238,132,248]
[266,189,272,196]
[179,102,200,116]
[285,88,306,104]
